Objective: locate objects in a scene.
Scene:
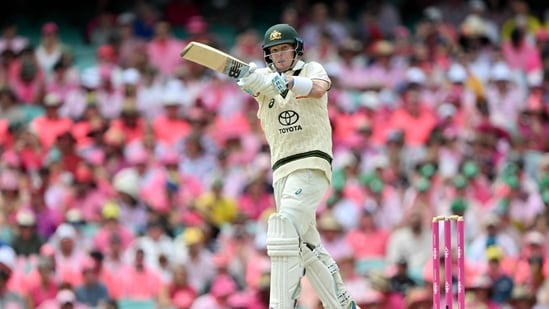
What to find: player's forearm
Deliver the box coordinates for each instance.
[287,76,329,98]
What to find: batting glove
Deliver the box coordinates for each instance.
[256,73,286,99]
[237,63,265,96]
[253,73,289,99]
[271,73,289,94]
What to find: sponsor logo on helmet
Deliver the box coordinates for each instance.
[269,30,282,41]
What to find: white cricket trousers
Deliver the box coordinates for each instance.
[273,168,327,247]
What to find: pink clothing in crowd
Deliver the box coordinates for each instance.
[389,105,437,146]
[237,192,274,221]
[118,265,163,299]
[29,116,73,149]
[56,261,85,287]
[93,225,135,252]
[109,117,146,143]
[67,190,109,223]
[26,279,58,308]
[147,38,184,76]
[0,119,11,146]
[365,63,405,89]
[485,84,525,130]
[36,300,88,309]
[346,228,390,259]
[502,41,542,73]
[152,115,191,146]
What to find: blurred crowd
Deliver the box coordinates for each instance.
[1,0,549,308]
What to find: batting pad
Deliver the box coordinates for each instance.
[267,213,304,309]
[302,244,350,309]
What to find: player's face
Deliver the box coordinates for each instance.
[268,43,295,72]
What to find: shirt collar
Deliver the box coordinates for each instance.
[288,60,305,73]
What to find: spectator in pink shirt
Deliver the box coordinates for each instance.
[52,224,88,287]
[485,62,525,130]
[152,93,191,147]
[100,234,127,299]
[346,209,390,259]
[237,175,274,221]
[25,256,59,308]
[317,212,353,261]
[245,272,270,309]
[136,66,166,120]
[45,55,79,102]
[0,245,26,308]
[516,107,549,151]
[365,40,405,90]
[12,47,46,104]
[112,13,146,68]
[445,63,481,127]
[36,288,88,309]
[158,264,197,309]
[66,165,108,223]
[179,132,218,188]
[330,39,369,92]
[190,274,238,309]
[53,131,84,177]
[158,150,203,211]
[29,93,73,150]
[109,104,146,143]
[92,202,135,253]
[180,227,215,293]
[147,21,184,77]
[502,27,542,73]
[389,82,437,147]
[91,50,125,119]
[119,247,163,300]
[101,128,128,176]
[0,48,18,87]
[513,231,548,291]
[183,16,219,47]
[72,110,107,156]
[362,171,404,230]
[60,68,100,120]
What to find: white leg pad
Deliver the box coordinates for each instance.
[266,213,304,309]
[302,244,351,309]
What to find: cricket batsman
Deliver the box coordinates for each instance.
[236,23,360,309]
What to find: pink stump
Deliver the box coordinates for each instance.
[432,218,440,309]
[444,219,452,309]
[457,218,465,309]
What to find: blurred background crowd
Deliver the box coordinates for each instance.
[1,0,549,308]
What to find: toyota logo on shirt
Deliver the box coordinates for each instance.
[278,110,299,126]
[278,110,302,134]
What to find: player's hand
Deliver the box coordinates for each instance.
[237,63,264,96]
[271,73,288,94]
[255,73,289,99]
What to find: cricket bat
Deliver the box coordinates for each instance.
[180,41,250,80]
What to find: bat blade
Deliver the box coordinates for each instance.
[180,41,250,79]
